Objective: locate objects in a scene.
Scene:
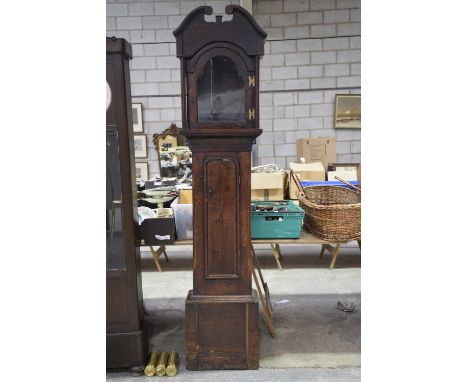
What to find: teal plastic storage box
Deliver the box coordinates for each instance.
[251,201,304,239]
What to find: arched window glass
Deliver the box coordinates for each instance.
[197,56,245,122]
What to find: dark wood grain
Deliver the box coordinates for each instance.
[175,5,266,370]
[205,158,239,278]
[106,36,147,371]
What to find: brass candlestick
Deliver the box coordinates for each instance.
[156,351,169,377]
[166,351,178,377]
[144,352,158,377]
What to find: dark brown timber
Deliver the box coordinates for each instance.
[174,5,266,370]
[106,37,147,373]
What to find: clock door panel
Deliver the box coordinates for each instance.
[205,158,239,279]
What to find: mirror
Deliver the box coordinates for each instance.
[152,123,192,184]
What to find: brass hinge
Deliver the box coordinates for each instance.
[248,75,255,87]
[248,108,255,120]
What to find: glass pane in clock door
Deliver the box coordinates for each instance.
[106,128,126,270]
[197,55,245,122]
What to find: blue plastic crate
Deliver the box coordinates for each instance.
[251,201,304,239]
[301,180,359,190]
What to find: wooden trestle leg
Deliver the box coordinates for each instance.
[149,245,170,272]
[251,244,276,338]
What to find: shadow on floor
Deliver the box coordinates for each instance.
[142,292,360,370]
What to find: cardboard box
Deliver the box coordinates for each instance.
[251,172,286,201]
[329,162,361,186]
[179,188,193,204]
[288,162,325,199]
[296,137,336,169]
[327,170,358,182]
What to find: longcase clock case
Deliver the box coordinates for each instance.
[106,37,147,373]
[174,5,267,370]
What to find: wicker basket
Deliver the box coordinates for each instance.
[296,184,361,241]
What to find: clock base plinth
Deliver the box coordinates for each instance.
[185,290,260,370]
[106,327,148,370]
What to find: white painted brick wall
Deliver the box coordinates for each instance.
[284,0,309,12]
[297,39,322,51]
[117,17,143,30]
[309,24,336,38]
[323,37,349,50]
[310,0,336,11]
[107,4,128,17]
[142,16,169,29]
[311,76,336,88]
[154,2,181,15]
[324,10,350,24]
[129,3,154,16]
[130,30,155,43]
[297,12,322,25]
[311,51,336,64]
[298,65,323,78]
[271,13,296,27]
[285,26,310,39]
[107,0,361,176]
[271,40,296,53]
[285,52,310,65]
[272,66,297,80]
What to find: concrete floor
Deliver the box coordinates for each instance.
[107,243,361,381]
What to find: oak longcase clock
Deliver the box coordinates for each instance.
[106,37,147,374]
[174,5,267,370]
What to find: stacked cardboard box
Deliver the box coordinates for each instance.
[251,172,286,201]
[296,137,336,169]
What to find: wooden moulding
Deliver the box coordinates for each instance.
[185,290,260,370]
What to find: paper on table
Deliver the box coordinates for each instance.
[138,206,157,225]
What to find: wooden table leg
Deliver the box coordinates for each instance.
[329,244,341,270]
[163,247,169,262]
[251,244,276,338]
[149,245,164,272]
[275,244,283,261]
[321,244,341,270]
[319,244,325,259]
[270,243,283,271]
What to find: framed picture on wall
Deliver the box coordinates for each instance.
[132,103,143,132]
[134,134,147,158]
[135,162,148,181]
[334,94,361,129]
